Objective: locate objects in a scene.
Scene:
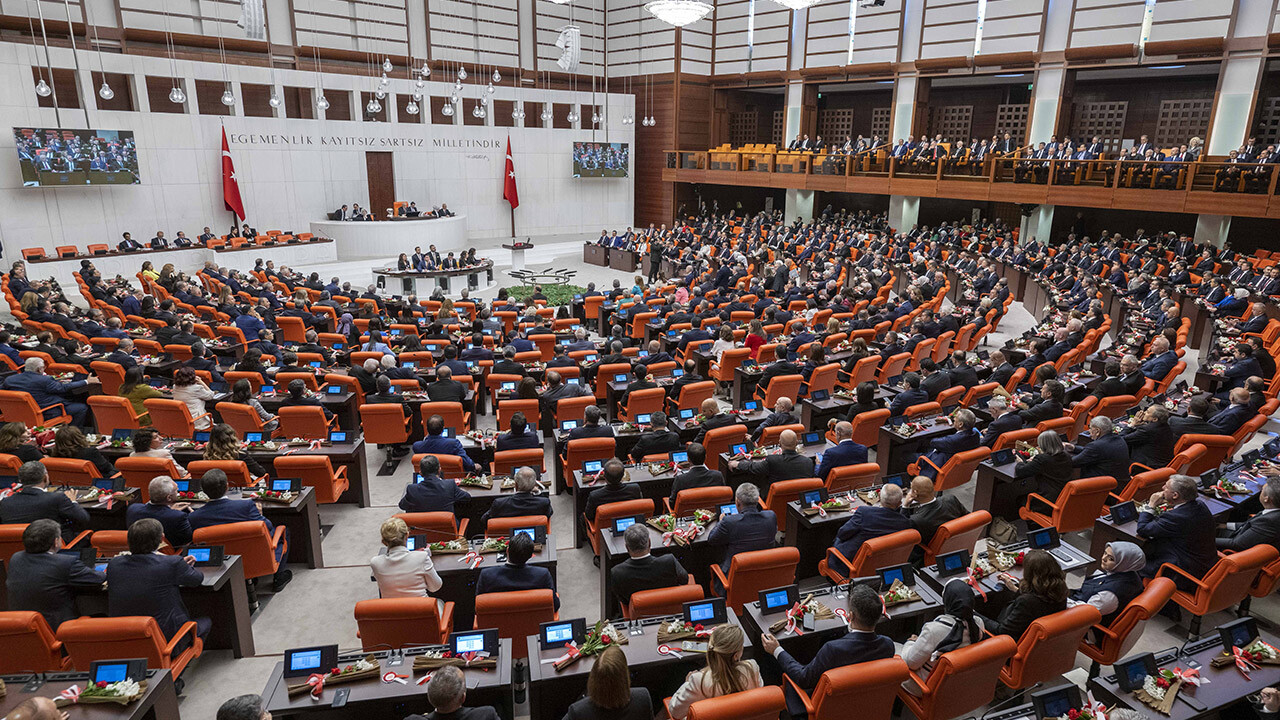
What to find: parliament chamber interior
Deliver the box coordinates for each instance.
[7,1,1280,720]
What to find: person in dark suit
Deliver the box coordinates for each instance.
[481,468,551,524]
[0,460,90,542]
[814,422,868,480]
[750,397,798,442]
[117,232,142,251]
[1140,337,1178,380]
[497,412,541,451]
[475,532,558,609]
[1,356,98,426]
[754,345,802,402]
[406,665,501,720]
[610,523,688,607]
[1122,405,1175,469]
[761,584,894,717]
[918,359,951,401]
[1169,396,1218,440]
[1091,361,1128,399]
[828,483,911,578]
[1068,416,1130,482]
[903,476,966,550]
[705,483,776,591]
[691,398,744,445]
[729,429,815,491]
[5,519,105,630]
[1014,430,1076,504]
[668,443,726,506]
[980,396,1024,447]
[492,346,528,378]
[106,518,210,650]
[1138,474,1218,593]
[567,405,615,442]
[1217,478,1280,551]
[1016,380,1066,425]
[1118,355,1146,396]
[888,373,928,416]
[618,364,659,410]
[974,549,1068,640]
[125,476,194,547]
[1209,388,1253,435]
[426,365,472,413]
[628,411,683,462]
[412,414,476,472]
[399,455,471,516]
[584,459,643,523]
[986,350,1016,388]
[913,409,979,479]
[187,469,292,591]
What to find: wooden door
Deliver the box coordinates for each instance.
[365,151,395,220]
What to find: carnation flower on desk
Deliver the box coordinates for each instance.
[1212,478,1249,497]
[286,657,381,698]
[1133,667,1203,714]
[553,620,628,671]
[457,474,494,490]
[647,514,705,546]
[55,678,146,707]
[414,648,498,670]
[250,488,297,504]
[1211,637,1280,669]
[856,487,881,505]
[616,422,641,434]
[768,594,835,633]
[801,496,852,516]
[882,579,922,607]
[656,618,714,644]
[647,461,677,477]
[427,538,469,554]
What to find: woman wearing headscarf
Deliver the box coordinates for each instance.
[899,580,985,694]
[1070,541,1145,625]
[335,312,354,338]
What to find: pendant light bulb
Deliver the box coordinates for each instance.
[382,58,393,73]
[221,89,235,106]
[457,66,467,81]
[169,86,186,104]
[442,102,454,117]
[406,100,419,115]
[316,93,330,110]
[492,69,501,83]
[35,79,51,97]
[97,82,114,100]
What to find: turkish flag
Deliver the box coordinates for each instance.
[503,135,519,210]
[221,127,246,221]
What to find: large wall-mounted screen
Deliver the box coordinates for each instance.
[14,127,140,186]
[572,141,628,178]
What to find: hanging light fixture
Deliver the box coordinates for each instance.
[34,78,51,97]
[644,0,712,27]
[770,0,821,8]
[169,86,186,104]
[98,81,114,100]
[375,89,386,100]
[591,108,600,124]
[457,66,467,81]
[541,104,552,121]
[269,90,282,108]
[442,101,454,117]
[367,97,382,113]
[316,93,330,110]
[492,68,501,83]
[486,82,495,94]
[220,87,235,106]
[382,57,393,73]
[406,99,419,115]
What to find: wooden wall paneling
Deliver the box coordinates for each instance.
[800,83,819,139]
[1155,98,1211,148]
[995,103,1029,144]
[144,76,184,114]
[33,67,81,109]
[325,89,352,120]
[1257,97,1280,147]
[242,83,274,118]
[283,86,315,120]
[817,109,855,143]
[728,110,759,146]
[633,78,676,227]
[1070,101,1128,152]
[91,71,135,112]
[1069,74,1217,144]
[871,107,892,139]
[774,109,786,145]
[928,105,973,140]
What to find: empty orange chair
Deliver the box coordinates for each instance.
[760,478,823,532]
[897,636,1018,720]
[620,387,666,421]
[1090,394,1137,422]
[0,390,72,427]
[625,583,704,620]
[87,395,145,434]
[144,398,211,439]
[484,515,549,537]
[273,455,349,504]
[354,597,455,650]
[785,658,909,720]
[819,528,920,584]
[1019,475,1116,533]
[57,615,203,678]
[666,486,734,516]
[1079,577,1175,677]
[669,380,716,413]
[920,510,991,565]
[925,447,990,492]
[277,406,334,440]
[711,348,751,385]
[394,511,469,540]
[710,546,800,612]
[1173,433,1236,476]
[473,589,557,660]
[825,463,880,493]
[1156,543,1279,636]
[187,459,263,487]
[193,520,287,581]
[89,361,126,395]
[360,403,412,447]
[849,409,889,448]
[999,605,1102,690]
[0,611,71,672]
[760,374,803,407]
[759,423,806,447]
[686,686,786,720]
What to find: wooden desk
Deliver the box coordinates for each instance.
[571,465,676,549]
[877,418,955,475]
[598,518,723,619]
[0,670,180,720]
[718,441,831,487]
[527,612,750,720]
[608,248,640,272]
[800,396,856,429]
[1089,497,1233,561]
[731,366,766,407]
[782,492,870,578]
[262,642,513,719]
[973,459,1038,520]
[583,243,609,267]
[419,538,557,630]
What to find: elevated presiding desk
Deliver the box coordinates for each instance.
[374,260,495,296]
[311,215,468,261]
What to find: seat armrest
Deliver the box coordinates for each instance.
[1025,492,1060,513]
[918,455,943,474]
[782,675,815,716]
[1156,562,1209,591]
[67,529,92,548]
[1129,462,1155,475]
[457,518,470,537]
[334,465,349,480]
[439,602,456,641]
[39,402,66,416]
[710,564,729,593]
[826,547,855,581]
[163,620,200,658]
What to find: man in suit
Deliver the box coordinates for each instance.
[2,356,98,426]
[903,476,966,550]
[1210,388,1254,435]
[618,364,659,410]
[149,230,169,249]
[125,476,194,547]
[1121,404,1175,470]
[475,532,558,609]
[399,455,471,517]
[667,443,726,506]
[584,459,642,523]
[1138,474,1218,596]
[690,398,744,445]
[1067,416,1130,481]
[188,469,293,591]
[1017,380,1066,426]
[828,483,911,578]
[815,422,869,480]
[668,359,705,400]
[755,345,803,403]
[913,409,980,479]
[427,365,472,413]
[750,397,798,443]
[1140,337,1178,381]
[407,666,500,720]
[730,429,816,492]
[0,461,90,542]
[492,346,527,377]
[762,584,894,717]
[705,483,776,591]
[497,412,541,452]
[918,359,952,401]
[629,412,683,463]
[980,396,1025,447]
[1091,361,1128,399]
[5,519,105,631]
[610,523,689,608]
[888,373,929,416]
[1218,478,1280,551]
[412,414,476,472]
[1170,396,1218,440]
[481,467,550,524]
[117,232,142,251]
[106,518,210,650]
[986,350,1016,389]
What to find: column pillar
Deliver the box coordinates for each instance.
[1208,56,1265,155]
[783,80,804,145]
[889,196,919,232]
[1194,214,1231,248]
[1018,204,1055,244]
[890,76,917,142]
[785,190,814,223]
[1027,67,1065,144]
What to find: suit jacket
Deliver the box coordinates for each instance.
[988,362,1016,388]
[984,592,1066,641]
[0,486,90,541]
[1218,509,1280,551]
[497,429,541,452]
[426,379,469,405]
[669,466,726,505]
[1209,404,1251,435]
[776,631,894,716]
[482,492,552,523]
[888,388,929,416]
[6,550,106,630]
[1092,376,1128,399]
[1,373,88,413]
[1169,415,1218,440]
[737,449,816,488]
[907,495,966,545]
[815,440,868,479]
[1071,433,1130,481]
[1141,351,1178,381]
[1018,398,1063,425]
[1126,420,1178,469]
[398,475,471,515]
[106,552,204,639]
[692,414,743,445]
[411,435,475,471]
[126,502,193,547]
[610,554,687,606]
[629,431,683,462]
[756,361,803,397]
[832,505,912,561]
[562,690,653,720]
[1014,452,1075,500]
[705,508,777,573]
[476,563,558,609]
[920,372,951,401]
[980,412,1025,447]
[1138,499,1218,584]
[584,483,643,522]
[751,411,798,441]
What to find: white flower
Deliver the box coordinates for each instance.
[350,658,377,672]
[1142,675,1166,700]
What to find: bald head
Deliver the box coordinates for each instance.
[700,398,719,416]
[834,421,852,441]
[909,476,936,503]
[779,429,799,450]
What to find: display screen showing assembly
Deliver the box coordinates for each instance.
[14,127,140,186]
[572,142,629,177]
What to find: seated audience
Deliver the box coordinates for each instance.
[610,523,689,608]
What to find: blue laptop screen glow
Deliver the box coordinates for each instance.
[763,590,789,610]
[614,516,636,532]
[544,623,574,644]
[688,602,715,622]
[187,547,212,562]
[454,633,485,653]
[94,663,128,683]
[290,650,322,672]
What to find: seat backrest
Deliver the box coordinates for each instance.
[1096,577,1175,661]
[762,374,803,407]
[673,486,735,516]
[916,635,1019,720]
[759,423,806,447]
[1194,544,1279,615]
[924,510,992,564]
[493,448,546,475]
[420,402,468,433]
[192,520,280,580]
[0,524,29,563]
[849,528,921,577]
[354,597,448,650]
[0,610,66,672]
[763,478,824,531]
[703,424,749,461]
[485,515,550,537]
[1049,476,1117,533]
[215,402,267,435]
[1116,467,1173,503]
[811,658,909,720]
[115,456,180,502]
[849,409,889,448]
[393,511,460,540]
[1173,433,1235,475]
[1005,605,1102,688]
[628,583,705,619]
[935,447,990,492]
[274,455,345,503]
[473,589,557,660]
[687,686,786,720]
[624,388,667,418]
[277,406,331,440]
[592,499,656,533]
[143,399,198,439]
[87,395,142,434]
[360,403,411,444]
[674,381,717,411]
[807,363,840,395]
[57,616,171,671]
[41,457,100,485]
[89,361,126,395]
[497,398,540,431]
[725,547,800,612]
